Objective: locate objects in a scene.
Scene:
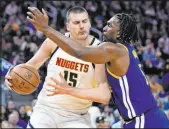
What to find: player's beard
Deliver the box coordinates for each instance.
[103,35,117,43]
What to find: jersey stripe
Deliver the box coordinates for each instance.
[119,75,136,119]
[123,76,136,117]
[135,116,140,128]
[140,114,145,128]
[89,37,95,45]
[90,37,96,69]
[49,46,59,60]
[119,77,132,119]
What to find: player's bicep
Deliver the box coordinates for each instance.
[79,42,120,64]
[26,38,57,69]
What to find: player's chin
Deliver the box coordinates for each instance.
[78,34,88,40]
[103,32,107,36]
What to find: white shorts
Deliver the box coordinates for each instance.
[27,103,91,128]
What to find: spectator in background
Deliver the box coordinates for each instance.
[88,106,101,128]
[157,36,169,61]
[104,118,111,128]
[6,94,13,102]
[1,105,8,122]
[4,1,19,16]
[101,105,114,125]
[1,82,8,107]
[143,57,163,75]
[1,120,12,128]
[95,115,111,128]
[96,116,106,128]
[6,100,16,115]
[18,105,30,123]
[150,75,164,94]
[8,110,23,128]
[142,42,157,64]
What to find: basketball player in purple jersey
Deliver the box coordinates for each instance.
[27,7,169,128]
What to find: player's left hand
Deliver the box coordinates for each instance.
[45,72,71,96]
[27,7,49,32]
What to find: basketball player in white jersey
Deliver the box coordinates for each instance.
[5,6,111,128]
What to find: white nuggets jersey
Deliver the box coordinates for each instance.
[37,34,100,114]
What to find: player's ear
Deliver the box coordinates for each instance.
[66,23,70,31]
[89,21,91,28]
[88,18,91,28]
[116,30,120,40]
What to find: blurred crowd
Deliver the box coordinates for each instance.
[1,1,169,128]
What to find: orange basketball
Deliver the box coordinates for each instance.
[9,64,40,95]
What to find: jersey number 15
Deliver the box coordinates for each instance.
[64,70,78,87]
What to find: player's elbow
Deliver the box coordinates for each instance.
[101,92,111,104]
[98,83,111,104]
[75,50,85,60]
[74,47,91,61]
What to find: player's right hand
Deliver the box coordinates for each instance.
[5,66,14,90]
[45,72,71,96]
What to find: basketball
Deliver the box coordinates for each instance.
[9,64,40,95]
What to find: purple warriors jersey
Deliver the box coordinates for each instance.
[105,43,157,121]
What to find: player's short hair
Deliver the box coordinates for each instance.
[66,6,89,23]
[115,13,139,44]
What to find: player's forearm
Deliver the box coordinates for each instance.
[43,26,84,59]
[25,39,54,70]
[66,85,111,104]
[25,60,42,70]
[25,52,49,70]
[26,54,47,70]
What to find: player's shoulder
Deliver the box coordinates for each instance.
[42,38,58,56]
[44,38,57,45]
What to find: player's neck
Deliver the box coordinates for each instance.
[71,35,93,46]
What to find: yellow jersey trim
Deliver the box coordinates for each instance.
[117,43,129,53]
[106,65,120,79]
[106,43,129,79]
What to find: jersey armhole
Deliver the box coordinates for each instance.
[90,37,96,69]
[89,37,95,45]
[49,46,59,60]
[105,64,120,79]
[117,43,129,53]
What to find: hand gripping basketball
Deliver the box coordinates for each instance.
[5,66,14,90]
[5,64,40,95]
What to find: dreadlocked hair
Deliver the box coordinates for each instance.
[115,13,138,44]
